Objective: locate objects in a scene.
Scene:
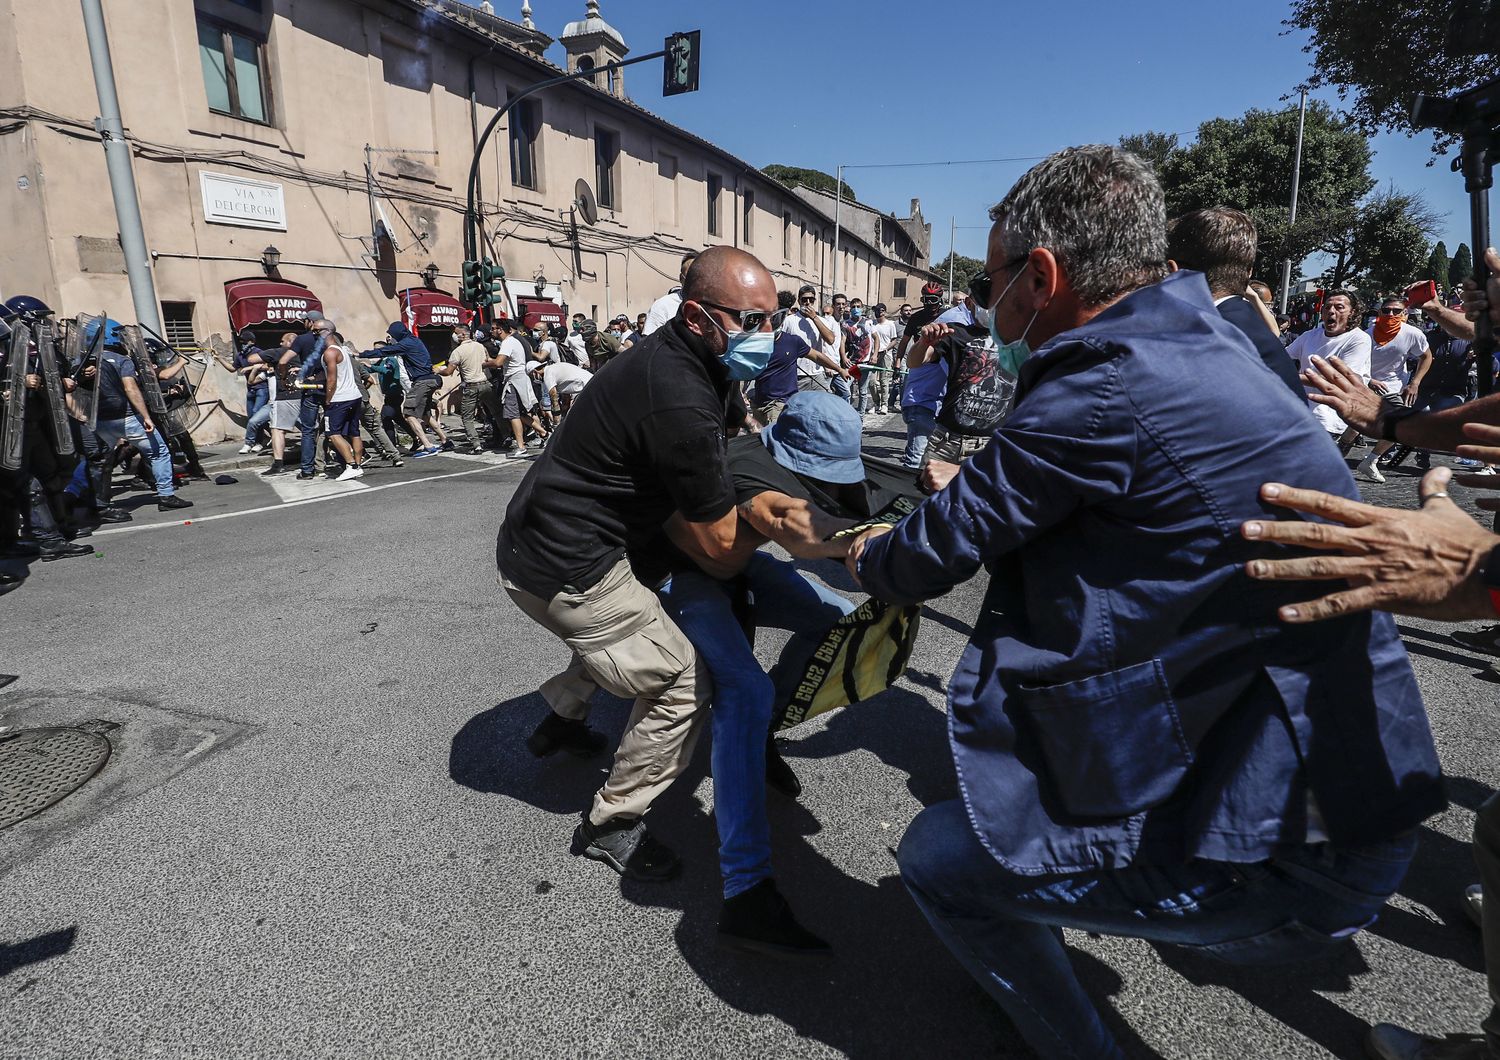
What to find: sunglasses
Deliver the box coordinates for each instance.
[798,296,816,304]
[698,299,769,332]
[968,254,1030,308]
[1378,306,1406,315]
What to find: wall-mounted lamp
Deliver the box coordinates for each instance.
[260,245,281,277]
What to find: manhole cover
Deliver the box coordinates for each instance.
[0,727,112,830]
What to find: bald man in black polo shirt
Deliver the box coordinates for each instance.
[498,246,776,885]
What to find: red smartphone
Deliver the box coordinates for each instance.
[1405,280,1437,309]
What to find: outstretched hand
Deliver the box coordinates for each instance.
[1239,467,1499,622]
[1299,356,1385,438]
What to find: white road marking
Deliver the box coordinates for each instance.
[263,474,369,503]
[92,464,505,537]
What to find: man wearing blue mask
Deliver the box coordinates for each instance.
[845,145,1443,1059]
[497,246,779,887]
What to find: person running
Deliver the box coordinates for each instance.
[1350,295,1431,483]
[321,332,365,480]
[1285,292,1371,447]
[385,322,444,457]
[440,324,501,454]
[491,319,549,459]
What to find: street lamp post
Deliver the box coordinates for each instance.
[1278,89,1308,314]
[831,164,844,300]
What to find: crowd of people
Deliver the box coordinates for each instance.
[490,144,1500,1060]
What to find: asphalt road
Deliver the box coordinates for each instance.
[1,416,1497,1060]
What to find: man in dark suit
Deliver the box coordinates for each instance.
[1168,207,1306,403]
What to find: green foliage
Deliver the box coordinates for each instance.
[1426,240,1450,288]
[1117,131,1179,174]
[1318,188,1439,295]
[1452,242,1475,287]
[762,164,856,202]
[933,251,985,291]
[1285,0,1498,156]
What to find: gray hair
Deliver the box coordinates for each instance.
[989,145,1169,308]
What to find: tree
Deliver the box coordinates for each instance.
[762,164,856,202]
[1118,131,1180,174]
[932,251,984,293]
[1285,0,1498,156]
[1452,242,1475,287]
[1156,101,1374,279]
[1315,188,1440,296]
[1426,240,1450,288]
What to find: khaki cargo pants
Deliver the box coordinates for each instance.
[501,558,710,827]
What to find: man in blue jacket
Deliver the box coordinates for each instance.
[846,145,1446,1059]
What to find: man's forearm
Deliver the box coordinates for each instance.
[121,378,151,421]
[1426,302,1476,341]
[742,494,855,559]
[1397,391,1500,451]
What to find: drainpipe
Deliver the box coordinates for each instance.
[80,0,161,333]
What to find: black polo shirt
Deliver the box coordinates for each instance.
[497,318,739,597]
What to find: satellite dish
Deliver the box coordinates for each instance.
[574,179,598,227]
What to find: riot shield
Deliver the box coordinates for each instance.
[1,322,29,471]
[66,313,105,430]
[120,325,173,434]
[33,320,76,458]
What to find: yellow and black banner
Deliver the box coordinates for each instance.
[776,599,922,731]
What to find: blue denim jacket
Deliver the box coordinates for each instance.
[858,272,1444,875]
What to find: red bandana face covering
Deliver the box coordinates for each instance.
[1373,314,1404,345]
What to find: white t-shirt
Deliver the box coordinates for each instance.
[542,361,592,397]
[783,313,824,379]
[818,314,843,375]
[498,335,530,382]
[868,319,900,352]
[564,332,588,365]
[1287,326,1373,433]
[644,289,683,336]
[538,339,561,365]
[1367,322,1429,390]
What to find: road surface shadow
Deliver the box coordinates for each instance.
[0,926,76,977]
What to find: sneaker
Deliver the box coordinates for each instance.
[526,711,608,758]
[718,879,832,959]
[261,461,286,476]
[335,465,364,482]
[1355,457,1386,483]
[440,440,456,452]
[1416,451,1432,470]
[1465,884,1483,929]
[252,443,268,455]
[507,447,530,460]
[1451,625,1500,656]
[571,815,681,881]
[388,456,405,467]
[411,446,441,460]
[237,444,253,454]
[1473,466,1500,477]
[295,471,316,481]
[1364,1023,1489,1059]
[157,494,194,511]
[1455,458,1485,469]
[765,736,802,798]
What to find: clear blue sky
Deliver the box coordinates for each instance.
[508,0,1473,268]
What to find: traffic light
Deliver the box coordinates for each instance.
[662,31,700,97]
[461,259,482,305]
[481,261,505,306]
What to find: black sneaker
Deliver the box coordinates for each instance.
[295,471,316,481]
[718,879,832,959]
[440,440,456,452]
[39,541,95,562]
[527,710,608,758]
[389,456,405,467]
[571,815,681,881]
[765,736,802,798]
[157,495,194,511]
[95,507,132,524]
[261,461,286,476]
[1416,451,1432,470]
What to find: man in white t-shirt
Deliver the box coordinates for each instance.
[1348,296,1433,482]
[492,318,550,459]
[534,359,592,416]
[787,283,841,391]
[642,251,699,335]
[865,303,901,414]
[1286,292,1372,440]
[820,294,851,401]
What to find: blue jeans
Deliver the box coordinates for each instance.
[298,395,322,474]
[95,413,175,497]
[244,387,269,446]
[902,406,937,468]
[657,553,854,898]
[830,375,853,402]
[898,801,1417,1059]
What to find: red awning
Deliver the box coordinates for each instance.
[399,288,468,330]
[224,277,323,330]
[519,298,565,329]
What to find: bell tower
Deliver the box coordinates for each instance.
[559,1,629,100]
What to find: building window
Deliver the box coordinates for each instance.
[893,278,907,298]
[742,189,755,245]
[800,222,807,266]
[161,303,197,349]
[595,127,620,210]
[707,173,722,236]
[656,153,678,226]
[197,18,269,123]
[509,95,540,190]
[782,211,792,260]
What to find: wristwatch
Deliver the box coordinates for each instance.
[1483,543,1500,616]
[1379,402,1419,442]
